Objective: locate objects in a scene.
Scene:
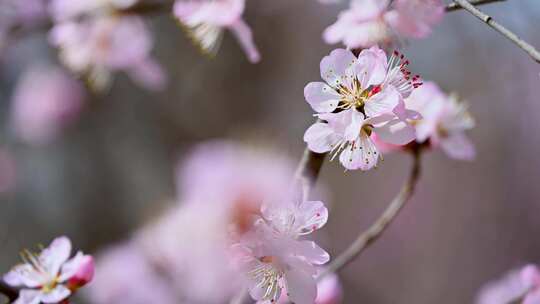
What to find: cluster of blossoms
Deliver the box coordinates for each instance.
[323,0,445,49]
[304,46,421,170]
[49,0,165,91]
[476,264,540,304]
[86,141,338,304]
[304,47,475,170]
[2,236,94,304]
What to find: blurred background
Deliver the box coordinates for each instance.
[1,0,540,303]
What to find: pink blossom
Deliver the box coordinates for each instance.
[239,199,330,304]
[303,48,419,170]
[259,273,343,304]
[406,81,475,160]
[3,236,94,304]
[10,66,84,145]
[323,0,444,49]
[50,15,165,90]
[476,264,540,304]
[85,242,178,304]
[50,0,138,21]
[174,0,260,63]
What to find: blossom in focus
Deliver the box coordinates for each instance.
[303,47,419,170]
[85,242,178,304]
[174,0,260,63]
[323,0,444,49]
[406,81,475,160]
[3,236,94,304]
[476,264,540,304]
[10,66,84,145]
[49,0,165,90]
[239,199,330,304]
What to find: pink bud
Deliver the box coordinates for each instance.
[68,255,95,289]
[521,264,540,289]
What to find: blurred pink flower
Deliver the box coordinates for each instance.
[239,200,330,304]
[174,0,260,63]
[10,66,84,145]
[323,0,444,49]
[50,15,165,90]
[85,242,178,304]
[0,148,16,193]
[303,48,419,170]
[0,0,47,53]
[50,0,138,21]
[406,81,475,160]
[3,236,94,304]
[476,264,540,304]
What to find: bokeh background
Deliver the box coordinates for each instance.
[1,0,540,303]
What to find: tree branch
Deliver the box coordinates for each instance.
[452,0,540,63]
[0,281,18,302]
[293,131,327,201]
[445,0,506,12]
[318,149,422,280]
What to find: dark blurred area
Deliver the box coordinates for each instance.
[1,0,540,303]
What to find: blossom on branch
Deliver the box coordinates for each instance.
[405,81,475,160]
[323,0,444,49]
[2,236,94,304]
[174,0,260,63]
[303,47,420,170]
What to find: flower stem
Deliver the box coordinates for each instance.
[318,149,422,280]
[0,281,18,302]
[451,0,540,63]
[445,0,506,12]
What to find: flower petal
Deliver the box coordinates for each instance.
[294,201,328,235]
[364,86,400,118]
[13,289,42,304]
[3,264,45,288]
[229,19,261,63]
[40,236,72,276]
[59,252,94,284]
[440,133,475,161]
[355,45,387,88]
[320,49,357,87]
[374,119,416,145]
[339,132,379,170]
[304,122,341,153]
[40,285,71,303]
[304,82,341,113]
[284,269,317,304]
[293,241,330,265]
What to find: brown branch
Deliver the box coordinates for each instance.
[452,0,540,63]
[318,149,422,280]
[293,128,327,201]
[0,281,18,302]
[445,0,506,12]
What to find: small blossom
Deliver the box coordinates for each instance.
[406,81,475,160]
[174,0,260,63]
[3,236,94,304]
[10,66,84,145]
[476,264,540,304]
[323,0,444,49]
[303,47,419,170]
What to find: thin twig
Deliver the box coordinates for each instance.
[445,0,506,12]
[293,131,327,201]
[318,149,422,280]
[0,281,17,302]
[452,0,540,63]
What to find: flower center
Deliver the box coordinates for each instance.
[41,278,59,294]
[338,78,369,110]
